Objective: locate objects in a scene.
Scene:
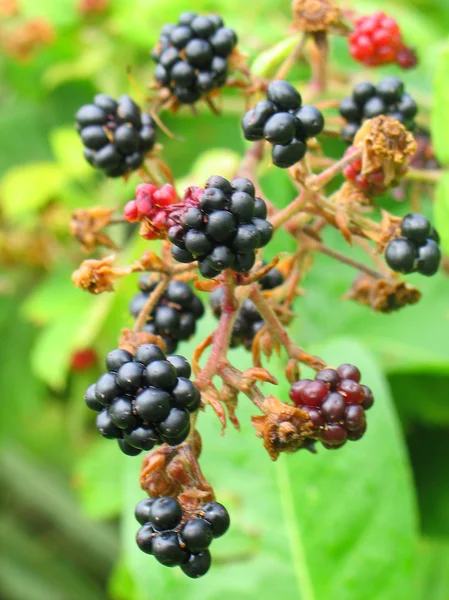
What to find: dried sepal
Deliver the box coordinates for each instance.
[346,273,422,313]
[192,334,213,377]
[286,358,300,384]
[220,384,240,431]
[72,255,132,294]
[137,251,168,273]
[119,328,167,354]
[70,206,118,253]
[202,385,227,433]
[194,277,220,292]
[291,0,349,34]
[354,116,417,187]
[251,396,314,460]
[242,367,278,386]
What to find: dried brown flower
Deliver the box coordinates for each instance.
[346,273,421,313]
[70,207,118,254]
[291,0,348,34]
[354,116,417,187]
[251,396,314,460]
[72,255,132,294]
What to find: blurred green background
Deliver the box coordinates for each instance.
[1,0,449,599]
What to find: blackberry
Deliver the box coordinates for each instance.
[151,12,237,104]
[241,81,324,168]
[169,176,272,278]
[75,94,156,176]
[385,213,441,276]
[84,344,201,454]
[289,364,374,449]
[339,77,418,142]
[135,496,229,578]
[210,265,284,348]
[129,276,204,353]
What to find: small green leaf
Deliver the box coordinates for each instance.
[0,162,67,220]
[417,539,449,600]
[432,40,449,164]
[434,172,449,255]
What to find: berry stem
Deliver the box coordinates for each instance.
[133,275,170,332]
[249,285,326,371]
[307,147,363,189]
[194,271,239,391]
[404,168,442,183]
[271,190,310,230]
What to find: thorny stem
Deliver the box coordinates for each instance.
[194,271,238,390]
[134,275,169,332]
[250,286,326,371]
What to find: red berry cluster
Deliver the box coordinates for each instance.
[289,364,374,450]
[124,183,178,238]
[343,146,406,195]
[349,12,417,69]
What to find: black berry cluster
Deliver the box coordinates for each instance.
[84,344,201,455]
[75,94,156,177]
[135,496,230,578]
[210,266,284,349]
[130,276,205,354]
[289,364,374,450]
[241,81,324,168]
[151,12,237,104]
[168,176,273,278]
[385,213,441,276]
[339,77,418,142]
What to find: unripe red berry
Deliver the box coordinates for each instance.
[124,200,139,222]
[338,379,365,404]
[289,379,312,406]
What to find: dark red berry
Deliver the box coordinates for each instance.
[361,385,374,410]
[301,380,329,407]
[344,404,366,431]
[315,368,340,389]
[338,379,365,404]
[337,364,361,382]
[321,392,346,422]
[320,424,348,448]
[289,379,313,406]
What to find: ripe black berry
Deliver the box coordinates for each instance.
[109,397,136,429]
[181,519,213,553]
[106,348,133,372]
[167,355,191,378]
[84,383,103,411]
[135,388,171,422]
[401,213,431,244]
[116,362,145,393]
[136,524,156,554]
[385,238,417,273]
[171,378,201,412]
[152,532,188,566]
[267,80,301,110]
[200,502,230,537]
[75,95,156,177]
[158,408,190,442]
[295,105,325,138]
[353,82,376,105]
[124,425,159,451]
[134,343,166,366]
[145,360,177,389]
[135,498,156,525]
[96,409,122,439]
[118,439,142,456]
[150,497,183,531]
[95,372,119,405]
[416,239,441,276]
[263,113,296,145]
[181,550,212,578]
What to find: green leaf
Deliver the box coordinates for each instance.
[0,162,68,221]
[432,40,449,164]
[50,127,92,179]
[389,373,449,427]
[75,440,125,520]
[417,539,449,600]
[118,339,417,600]
[434,173,449,255]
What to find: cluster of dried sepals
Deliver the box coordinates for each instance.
[70,0,435,508]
